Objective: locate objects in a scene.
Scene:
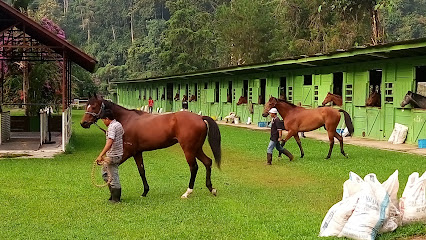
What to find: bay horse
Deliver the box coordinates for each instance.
[401,91,426,109]
[189,94,197,102]
[236,96,247,105]
[262,97,354,159]
[366,86,381,107]
[322,92,343,106]
[174,93,180,101]
[80,94,221,199]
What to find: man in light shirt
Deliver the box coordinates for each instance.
[96,109,124,203]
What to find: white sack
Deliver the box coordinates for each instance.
[400,171,426,225]
[388,123,409,144]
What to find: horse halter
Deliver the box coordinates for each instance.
[85,102,105,121]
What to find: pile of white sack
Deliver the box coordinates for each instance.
[319,170,426,240]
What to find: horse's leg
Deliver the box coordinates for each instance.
[325,131,335,159]
[334,132,348,158]
[293,134,305,158]
[196,149,217,196]
[133,152,149,197]
[181,151,198,199]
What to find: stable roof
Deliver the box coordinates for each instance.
[114,37,426,84]
[0,1,97,72]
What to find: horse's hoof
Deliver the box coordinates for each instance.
[181,188,193,199]
[211,188,217,196]
[325,157,330,160]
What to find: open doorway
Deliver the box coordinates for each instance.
[333,72,343,96]
[243,80,248,98]
[260,79,266,104]
[280,77,286,100]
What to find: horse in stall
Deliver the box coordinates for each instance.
[366,86,381,107]
[174,93,180,101]
[236,96,247,105]
[401,91,426,109]
[189,95,197,102]
[80,94,221,199]
[262,97,354,159]
[322,92,343,106]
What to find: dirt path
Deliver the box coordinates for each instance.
[218,121,426,156]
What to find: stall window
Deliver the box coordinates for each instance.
[345,84,353,102]
[415,66,426,96]
[385,82,393,103]
[166,83,173,100]
[304,75,312,85]
[369,69,382,94]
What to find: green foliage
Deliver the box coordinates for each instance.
[215,0,275,66]
[159,0,218,74]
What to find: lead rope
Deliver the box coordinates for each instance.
[91,158,112,188]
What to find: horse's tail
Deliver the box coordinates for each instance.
[202,116,222,168]
[339,109,354,135]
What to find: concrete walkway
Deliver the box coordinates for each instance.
[0,132,63,159]
[218,121,426,156]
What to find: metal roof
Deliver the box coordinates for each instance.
[0,1,97,72]
[114,37,426,84]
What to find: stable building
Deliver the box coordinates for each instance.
[113,38,426,145]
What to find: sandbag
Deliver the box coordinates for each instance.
[320,171,400,240]
[400,171,426,225]
[388,123,408,144]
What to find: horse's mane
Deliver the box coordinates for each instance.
[276,98,297,108]
[103,99,146,115]
[328,92,342,97]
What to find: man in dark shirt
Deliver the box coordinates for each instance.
[266,108,293,165]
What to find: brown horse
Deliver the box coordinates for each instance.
[322,92,343,106]
[174,93,180,101]
[189,94,197,102]
[366,86,381,107]
[80,94,221,199]
[236,96,247,105]
[262,97,354,159]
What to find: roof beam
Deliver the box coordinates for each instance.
[366,53,389,58]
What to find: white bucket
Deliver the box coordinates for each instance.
[234,117,240,124]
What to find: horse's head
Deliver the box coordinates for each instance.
[262,97,277,117]
[366,91,381,107]
[174,93,180,101]
[189,95,197,102]
[236,96,247,105]
[80,93,105,128]
[401,91,413,107]
[182,95,188,101]
[322,92,333,106]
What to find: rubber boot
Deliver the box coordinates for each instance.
[108,185,112,200]
[281,149,294,161]
[110,188,121,203]
[266,153,273,165]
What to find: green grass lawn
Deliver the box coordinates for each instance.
[0,110,424,239]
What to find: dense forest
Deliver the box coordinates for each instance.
[6,0,426,98]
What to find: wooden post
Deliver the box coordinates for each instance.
[62,53,67,112]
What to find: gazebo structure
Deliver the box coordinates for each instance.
[0,1,97,152]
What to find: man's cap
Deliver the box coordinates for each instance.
[269,108,278,114]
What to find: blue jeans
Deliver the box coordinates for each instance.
[267,140,284,154]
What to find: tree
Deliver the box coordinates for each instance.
[159,0,218,74]
[215,0,275,66]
